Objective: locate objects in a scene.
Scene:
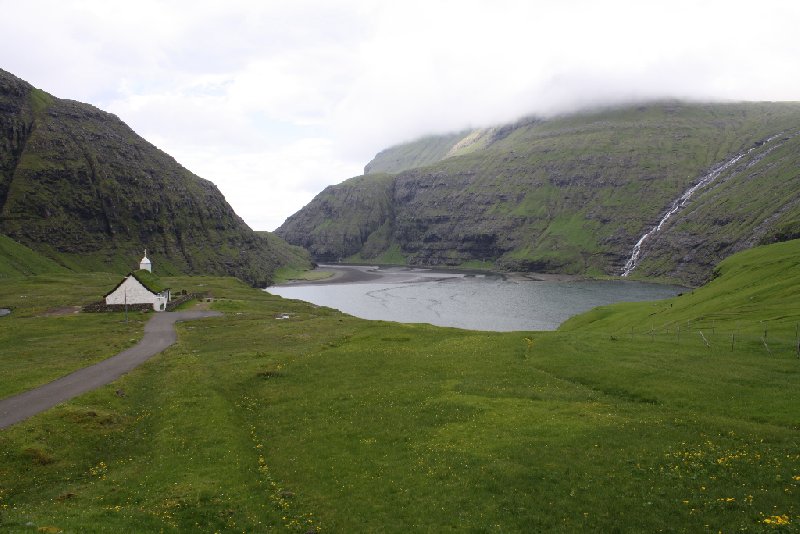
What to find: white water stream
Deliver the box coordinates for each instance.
[621,133,790,276]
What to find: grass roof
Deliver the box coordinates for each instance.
[131,269,168,294]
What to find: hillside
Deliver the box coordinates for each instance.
[277,102,800,285]
[0,234,67,278]
[1,240,798,531]
[364,130,470,174]
[0,68,311,285]
[363,117,540,175]
[562,237,800,335]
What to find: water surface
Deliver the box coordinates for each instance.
[267,265,683,332]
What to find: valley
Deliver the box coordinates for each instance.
[0,240,798,531]
[1,68,798,532]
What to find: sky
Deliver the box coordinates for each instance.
[2,0,800,230]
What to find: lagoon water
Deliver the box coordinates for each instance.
[266,265,683,332]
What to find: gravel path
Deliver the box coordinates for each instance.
[0,310,222,430]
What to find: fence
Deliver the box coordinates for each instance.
[610,318,800,357]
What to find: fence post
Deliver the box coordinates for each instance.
[795,323,799,357]
[699,331,710,348]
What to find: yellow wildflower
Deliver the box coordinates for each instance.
[762,514,790,525]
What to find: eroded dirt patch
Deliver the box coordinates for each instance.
[39,306,82,317]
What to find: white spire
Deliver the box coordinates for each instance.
[140,249,152,272]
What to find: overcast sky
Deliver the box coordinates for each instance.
[2,0,800,230]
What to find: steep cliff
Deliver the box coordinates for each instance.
[277,102,800,285]
[278,174,396,262]
[0,69,310,285]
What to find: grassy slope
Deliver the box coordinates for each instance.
[562,238,800,336]
[363,131,470,174]
[254,231,315,282]
[0,235,68,278]
[0,241,798,532]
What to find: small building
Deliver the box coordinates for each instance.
[139,250,152,272]
[104,251,171,312]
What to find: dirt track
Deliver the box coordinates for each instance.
[0,310,221,430]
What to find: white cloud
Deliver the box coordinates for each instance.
[2,0,800,230]
[156,138,363,231]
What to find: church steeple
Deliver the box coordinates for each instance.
[139,249,152,272]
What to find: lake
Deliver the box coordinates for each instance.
[266,265,684,332]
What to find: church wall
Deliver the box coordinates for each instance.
[106,276,158,307]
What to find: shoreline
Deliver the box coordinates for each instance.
[271,264,588,287]
[502,271,586,283]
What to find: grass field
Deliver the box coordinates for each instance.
[0,242,798,532]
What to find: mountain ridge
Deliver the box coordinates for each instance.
[277,102,800,285]
[0,68,310,285]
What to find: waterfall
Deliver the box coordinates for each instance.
[620,132,791,277]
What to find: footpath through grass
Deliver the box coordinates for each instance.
[0,273,147,398]
[0,242,798,532]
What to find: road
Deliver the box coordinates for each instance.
[0,310,221,430]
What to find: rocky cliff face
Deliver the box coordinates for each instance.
[277,102,800,285]
[631,131,800,282]
[0,69,308,285]
[277,174,395,261]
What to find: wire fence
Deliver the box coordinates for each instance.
[611,319,800,357]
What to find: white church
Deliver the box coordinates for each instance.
[104,251,171,311]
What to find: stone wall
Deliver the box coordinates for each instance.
[83,292,205,313]
[82,302,152,313]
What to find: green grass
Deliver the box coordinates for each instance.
[130,270,167,293]
[0,273,147,398]
[347,243,408,265]
[28,88,54,116]
[271,267,335,284]
[364,131,470,174]
[0,235,68,278]
[0,242,798,531]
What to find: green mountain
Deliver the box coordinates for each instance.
[0,69,310,285]
[364,130,471,174]
[363,118,538,175]
[277,102,800,285]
